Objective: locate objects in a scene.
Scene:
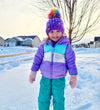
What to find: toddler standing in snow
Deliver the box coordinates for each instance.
[29,9,78,110]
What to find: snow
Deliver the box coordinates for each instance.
[0,46,100,110]
[0,46,37,65]
[0,46,37,56]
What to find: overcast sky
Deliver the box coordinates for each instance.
[0,0,100,42]
[0,0,47,40]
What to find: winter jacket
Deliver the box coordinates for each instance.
[31,36,78,79]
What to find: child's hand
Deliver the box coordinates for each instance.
[69,75,77,89]
[29,71,36,84]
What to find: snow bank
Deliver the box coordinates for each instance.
[0,47,100,110]
[0,46,37,56]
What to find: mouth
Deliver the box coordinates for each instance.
[53,36,59,39]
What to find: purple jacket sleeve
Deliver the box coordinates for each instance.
[31,44,44,72]
[65,43,78,75]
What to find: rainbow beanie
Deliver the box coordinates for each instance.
[46,9,64,35]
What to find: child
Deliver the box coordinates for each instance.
[29,9,78,110]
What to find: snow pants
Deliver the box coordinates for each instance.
[38,76,65,110]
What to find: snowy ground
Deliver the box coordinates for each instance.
[0,47,100,110]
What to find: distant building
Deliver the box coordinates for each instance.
[5,37,24,47]
[71,44,80,48]
[89,41,94,48]
[4,35,41,47]
[22,38,32,46]
[79,43,89,48]
[0,36,4,46]
[18,35,41,47]
[94,37,100,48]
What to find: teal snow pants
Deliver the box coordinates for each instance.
[38,76,65,110]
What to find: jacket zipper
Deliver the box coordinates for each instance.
[51,47,54,78]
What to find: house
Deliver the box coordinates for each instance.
[4,35,41,47]
[89,41,94,48]
[79,43,89,48]
[22,38,33,47]
[94,37,100,48]
[5,37,24,47]
[18,35,41,47]
[0,36,4,46]
[71,44,80,48]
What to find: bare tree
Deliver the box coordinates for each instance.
[32,0,100,44]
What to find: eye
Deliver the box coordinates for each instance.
[50,31,54,33]
[57,30,60,32]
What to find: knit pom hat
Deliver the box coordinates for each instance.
[46,9,64,35]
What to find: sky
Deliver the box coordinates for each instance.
[0,0,47,40]
[0,0,100,43]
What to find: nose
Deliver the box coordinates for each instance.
[52,32,58,36]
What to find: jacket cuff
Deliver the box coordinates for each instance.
[31,70,37,72]
[71,74,77,76]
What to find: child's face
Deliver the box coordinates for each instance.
[48,30,63,42]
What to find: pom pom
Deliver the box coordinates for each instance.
[48,9,61,19]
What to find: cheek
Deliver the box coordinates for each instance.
[58,32,63,36]
[48,34,52,37]
[48,35,53,40]
[59,33,63,38]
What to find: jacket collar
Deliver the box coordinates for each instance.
[46,36,69,45]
